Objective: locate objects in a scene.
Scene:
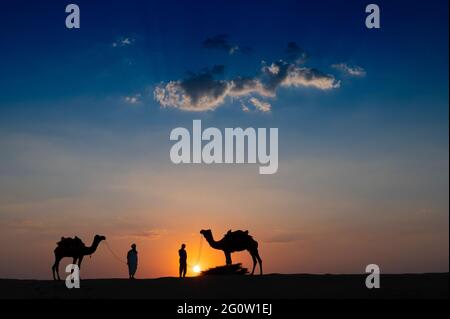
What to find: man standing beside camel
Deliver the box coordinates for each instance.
[127,244,138,279]
[179,244,187,278]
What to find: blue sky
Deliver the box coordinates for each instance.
[0,0,448,150]
[0,0,448,277]
[0,0,447,169]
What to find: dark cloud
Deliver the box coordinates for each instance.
[202,34,251,55]
[180,69,229,107]
[202,34,230,50]
[285,42,308,63]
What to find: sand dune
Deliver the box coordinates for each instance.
[0,273,447,299]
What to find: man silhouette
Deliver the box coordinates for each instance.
[127,243,138,279]
[179,244,187,278]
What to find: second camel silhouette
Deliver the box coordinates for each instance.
[200,229,263,275]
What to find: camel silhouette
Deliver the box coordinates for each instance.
[52,234,106,280]
[200,229,263,275]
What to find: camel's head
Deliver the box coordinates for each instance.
[200,229,212,238]
[94,234,106,242]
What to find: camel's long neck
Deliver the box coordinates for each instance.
[84,239,101,255]
[205,234,222,250]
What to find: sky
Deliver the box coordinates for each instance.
[0,0,448,279]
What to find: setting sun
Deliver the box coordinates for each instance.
[192,265,201,274]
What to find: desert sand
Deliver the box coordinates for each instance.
[0,273,448,299]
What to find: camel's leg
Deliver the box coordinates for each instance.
[255,250,263,275]
[250,253,257,275]
[77,255,84,269]
[224,251,232,266]
[77,256,84,280]
[52,256,62,281]
[52,261,55,281]
[52,257,58,281]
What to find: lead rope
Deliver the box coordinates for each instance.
[104,241,127,265]
[187,235,204,269]
[195,235,203,265]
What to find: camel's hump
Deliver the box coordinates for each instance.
[56,236,85,247]
[224,230,253,240]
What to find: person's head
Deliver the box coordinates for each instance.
[131,243,136,250]
[181,244,186,249]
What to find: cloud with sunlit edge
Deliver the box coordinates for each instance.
[331,63,366,77]
[154,43,344,112]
